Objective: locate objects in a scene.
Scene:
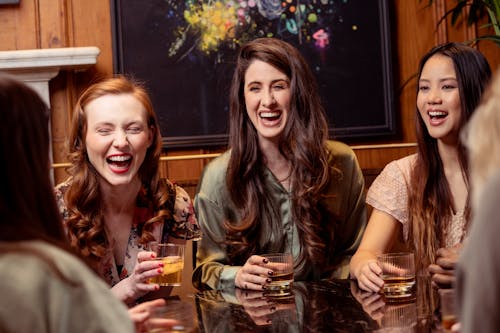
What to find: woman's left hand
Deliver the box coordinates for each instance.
[428,245,462,289]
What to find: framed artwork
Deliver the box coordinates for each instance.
[112,0,396,148]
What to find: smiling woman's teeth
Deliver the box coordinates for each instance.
[429,111,447,118]
[260,111,280,119]
[107,156,132,167]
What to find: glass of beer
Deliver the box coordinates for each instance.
[376,252,416,299]
[148,243,185,287]
[261,253,294,296]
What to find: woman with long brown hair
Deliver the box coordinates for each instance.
[350,42,492,292]
[55,76,200,304]
[193,37,367,290]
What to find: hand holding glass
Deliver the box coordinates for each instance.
[376,252,416,299]
[148,243,184,287]
[261,253,294,296]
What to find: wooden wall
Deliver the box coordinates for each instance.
[1,0,499,197]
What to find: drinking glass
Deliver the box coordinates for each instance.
[261,253,294,296]
[376,252,416,299]
[148,242,185,286]
[439,288,458,331]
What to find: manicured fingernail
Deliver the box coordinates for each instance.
[262,285,267,290]
[157,268,163,273]
[268,271,273,276]
[266,278,272,283]
[270,306,276,312]
[263,258,269,263]
[151,254,155,258]
[266,319,272,324]
[158,263,164,267]
[155,285,160,290]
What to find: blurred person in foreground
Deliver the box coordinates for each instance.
[456,68,500,333]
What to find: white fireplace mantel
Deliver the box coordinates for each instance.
[0,47,100,181]
[0,46,100,106]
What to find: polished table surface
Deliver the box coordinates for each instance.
[189,277,445,332]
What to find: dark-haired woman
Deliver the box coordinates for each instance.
[350,42,491,292]
[193,37,367,291]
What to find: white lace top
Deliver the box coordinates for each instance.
[366,154,467,247]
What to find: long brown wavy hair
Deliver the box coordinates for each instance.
[408,43,491,269]
[0,73,80,285]
[63,76,173,266]
[226,38,332,269]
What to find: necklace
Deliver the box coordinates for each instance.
[278,173,292,192]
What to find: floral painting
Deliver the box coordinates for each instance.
[166,0,345,59]
[115,0,395,147]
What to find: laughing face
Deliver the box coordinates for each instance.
[244,59,291,144]
[417,54,462,144]
[84,93,153,187]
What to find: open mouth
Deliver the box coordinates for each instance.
[106,154,132,169]
[259,111,282,122]
[428,110,448,120]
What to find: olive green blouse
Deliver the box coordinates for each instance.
[193,140,367,290]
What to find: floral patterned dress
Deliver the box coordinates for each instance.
[54,178,200,287]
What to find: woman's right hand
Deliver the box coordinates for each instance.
[112,251,165,304]
[235,255,274,291]
[353,259,385,293]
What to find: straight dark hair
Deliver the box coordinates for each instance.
[0,73,67,245]
[408,42,491,269]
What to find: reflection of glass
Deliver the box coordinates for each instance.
[147,243,184,286]
[377,252,416,299]
[351,275,441,332]
[195,288,299,332]
[376,301,418,333]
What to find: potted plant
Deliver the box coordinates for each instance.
[423,0,500,45]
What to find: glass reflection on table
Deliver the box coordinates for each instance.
[194,278,442,332]
[195,280,382,332]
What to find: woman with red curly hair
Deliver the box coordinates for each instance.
[55,76,200,305]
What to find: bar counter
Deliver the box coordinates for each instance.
[186,277,444,332]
